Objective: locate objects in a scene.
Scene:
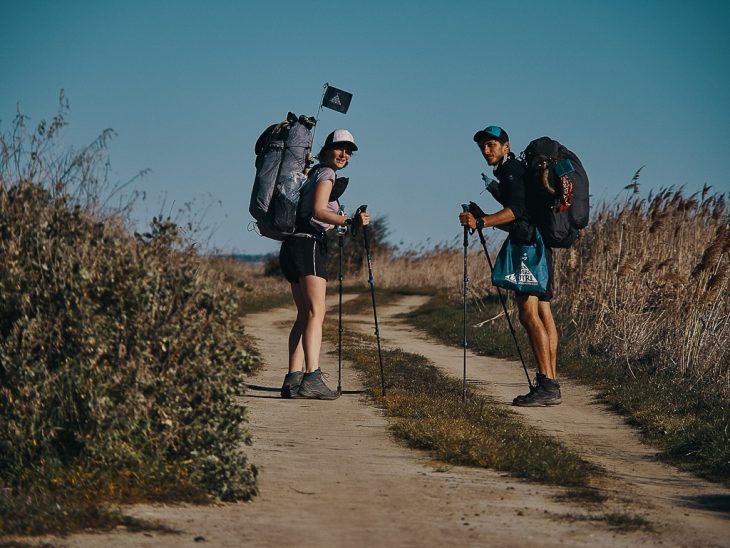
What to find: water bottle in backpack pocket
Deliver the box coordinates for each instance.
[248,112,316,240]
[270,172,309,233]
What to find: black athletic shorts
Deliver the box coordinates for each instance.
[279,235,328,283]
[516,246,554,302]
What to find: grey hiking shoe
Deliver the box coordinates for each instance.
[281,371,304,398]
[513,376,561,407]
[295,369,339,400]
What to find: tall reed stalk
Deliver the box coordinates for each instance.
[358,188,729,394]
[553,188,729,392]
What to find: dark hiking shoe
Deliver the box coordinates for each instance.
[512,384,538,405]
[512,373,546,405]
[281,371,304,398]
[513,377,561,407]
[295,369,339,400]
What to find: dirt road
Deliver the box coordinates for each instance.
[27,295,729,547]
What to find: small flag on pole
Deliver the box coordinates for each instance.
[322,84,353,114]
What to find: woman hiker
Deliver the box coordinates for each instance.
[279,129,369,399]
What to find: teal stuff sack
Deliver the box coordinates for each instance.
[491,228,550,294]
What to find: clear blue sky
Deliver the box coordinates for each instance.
[2,0,728,254]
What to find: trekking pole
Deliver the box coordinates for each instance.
[355,205,386,397]
[336,205,346,395]
[461,204,470,403]
[472,218,533,390]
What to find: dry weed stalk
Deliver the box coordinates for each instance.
[356,240,493,302]
[553,187,729,393]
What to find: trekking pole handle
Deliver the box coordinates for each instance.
[461,205,470,245]
[353,205,367,236]
[336,204,347,235]
[461,204,471,235]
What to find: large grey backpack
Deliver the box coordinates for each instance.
[249,112,316,240]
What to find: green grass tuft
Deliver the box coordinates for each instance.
[326,304,599,488]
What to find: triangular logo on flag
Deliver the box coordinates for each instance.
[322,84,352,114]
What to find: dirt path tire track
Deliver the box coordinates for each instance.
[346,294,730,547]
[226,299,662,547]
[22,296,728,547]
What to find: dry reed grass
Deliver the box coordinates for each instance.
[352,236,498,311]
[207,256,291,312]
[553,188,729,391]
[362,188,729,394]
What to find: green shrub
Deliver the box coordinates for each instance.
[0,97,257,528]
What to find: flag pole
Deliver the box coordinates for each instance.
[311,82,328,147]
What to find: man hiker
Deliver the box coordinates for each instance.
[458,125,561,406]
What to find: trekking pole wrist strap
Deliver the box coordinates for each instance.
[476,216,485,229]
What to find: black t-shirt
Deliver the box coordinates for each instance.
[494,154,527,222]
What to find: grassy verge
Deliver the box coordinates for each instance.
[337,285,416,315]
[406,292,527,362]
[405,292,730,486]
[330,294,600,489]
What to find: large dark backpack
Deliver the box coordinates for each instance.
[249,112,316,240]
[521,137,590,248]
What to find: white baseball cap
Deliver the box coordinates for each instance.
[323,129,358,151]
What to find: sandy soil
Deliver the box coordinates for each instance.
[14,294,729,547]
